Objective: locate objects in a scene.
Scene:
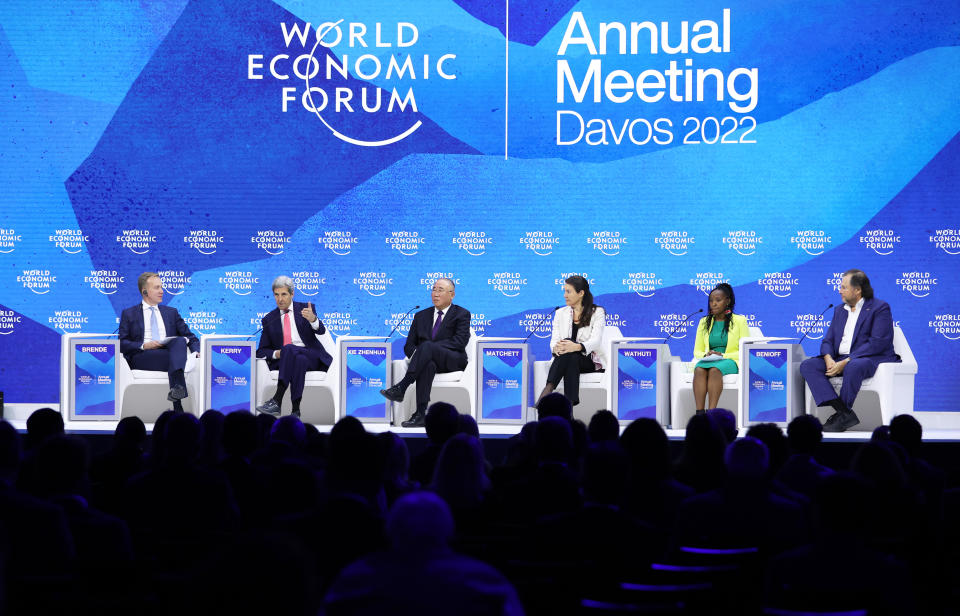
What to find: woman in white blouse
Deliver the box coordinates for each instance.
[537,275,606,406]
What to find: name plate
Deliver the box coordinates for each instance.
[480,346,525,421]
[344,345,390,420]
[747,347,789,423]
[210,344,253,413]
[73,341,117,416]
[617,347,658,421]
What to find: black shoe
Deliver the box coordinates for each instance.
[380,385,406,403]
[167,384,187,402]
[825,410,860,433]
[256,399,281,416]
[822,411,841,428]
[291,409,301,418]
[401,410,426,428]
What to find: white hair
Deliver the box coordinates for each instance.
[272,276,295,294]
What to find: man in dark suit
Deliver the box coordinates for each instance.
[119,272,199,412]
[800,269,899,432]
[380,278,471,428]
[255,276,332,418]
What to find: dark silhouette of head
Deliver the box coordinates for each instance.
[199,409,225,465]
[813,472,870,539]
[377,431,410,483]
[387,491,454,553]
[432,433,488,510]
[223,410,258,458]
[745,423,788,476]
[706,408,737,443]
[536,416,573,464]
[588,410,620,443]
[114,416,147,450]
[620,418,671,480]
[537,392,573,422]
[725,436,769,482]
[889,414,923,457]
[583,441,630,505]
[25,408,64,450]
[270,415,307,452]
[150,409,177,465]
[425,402,459,445]
[457,413,480,438]
[163,412,202,466]
[0,420,21,482]
[36,435,90,497]
[871,425,892,442]
[851,442,906,492]
[681,413,727,467]
[255,412,278,449]
[786,414,823,454]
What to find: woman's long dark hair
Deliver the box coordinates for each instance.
[566,275,598,327]
[705,283,736,335]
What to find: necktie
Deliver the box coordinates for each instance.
[431,310,444,339]
[282,310,292,346]
[149,306,160,342]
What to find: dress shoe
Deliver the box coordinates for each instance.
[380,385,406,403]
[291,409,301,418]
[167,384,187,402]
[825,410,860,433]
[401,410,426,428]
[256,399,281,416]
[822,411,841,428]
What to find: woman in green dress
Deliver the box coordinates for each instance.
[692,283,749,413]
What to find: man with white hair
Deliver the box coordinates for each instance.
[255,276,332,417]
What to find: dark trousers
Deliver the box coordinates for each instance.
[403,341,467,412]
[277,344,328,400]
[127,336,188,390]
[800,354,878,411]
[546,352,598,405]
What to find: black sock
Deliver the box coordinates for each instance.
[828,398,848,413]
[292,397,301,412]
[273,380,288,403]
[172,369,185,388]
[173,400,184,412]
[397,374,415,390]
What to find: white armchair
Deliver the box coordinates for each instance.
[532,326,625,423]
[804,325,918,431]
[117,340,201,421]
[254,329,338,424]
[669,327,765,429]
[391,328,478,424]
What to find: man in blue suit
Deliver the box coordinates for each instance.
[255,276,332,418]
[379,278,471,428]
[800,269,899,432]
[119,272,200,412]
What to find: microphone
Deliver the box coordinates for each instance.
[385,305,420,342]
[663,307,704,344]
[246,307,287,340]
[523,306,561,343]
[798,303,834,345]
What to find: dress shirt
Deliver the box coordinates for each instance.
[141,301,167,347]
[273,307,320,358]
[837,297,865,356]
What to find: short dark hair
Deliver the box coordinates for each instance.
[843,269,874,299]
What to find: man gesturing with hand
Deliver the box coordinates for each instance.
[255,276,333,418]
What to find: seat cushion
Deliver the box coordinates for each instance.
[131,370,169,379]
[580,373,605,384]
[434,371,465,383]
[268,370,327,383]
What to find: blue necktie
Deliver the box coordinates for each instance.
[149,306,160,342]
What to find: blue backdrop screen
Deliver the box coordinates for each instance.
[1,1,958,410]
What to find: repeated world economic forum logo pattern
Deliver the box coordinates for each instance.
[1,0,959,411]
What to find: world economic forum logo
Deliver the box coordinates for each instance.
[589,231,627,256]
[453,232,492,256]
[655,231,693,256]
[520,311,553,339]
[929,229,960,255]
[117,229,156,255]
[18,269,55,295]
[488,272,527,298]
[293,271,326,296]
[354,271,392,297]
[929,314,960,341]
[859,229,900,255]
[723,230,761,256]
[791,230,831,256]
[520,232,559,256]
[248,20,457,147]
[187,311,223,335]
[220,271,259,296]
[622,272,661,297]
[897,272,937,298]
[320,231,358,256]
[757,272,799,298]
[251,230,289,255]
[791,313,827,340]
[49,229,87,254]
[85,270,125,295]
[0,309,22,335]
[690,272,728,295]
[323,311,357,335]
[654,313,692,339]
[48,310,88,333]
[0,228,21,254]
[184,230,223,255]
[386,231,424,256]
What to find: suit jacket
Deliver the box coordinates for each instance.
[119,303,199,360]
[550,305,608,369]
[693,313,750,368]
[403,304,471,361]
[256,301,332,370]
[819,298,898,371]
